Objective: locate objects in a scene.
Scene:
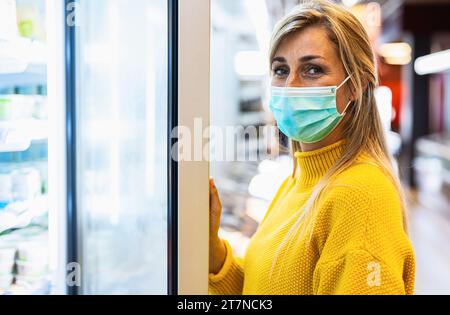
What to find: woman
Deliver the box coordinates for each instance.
[209,0,415,295]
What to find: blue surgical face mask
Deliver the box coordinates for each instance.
[269,75,353,143]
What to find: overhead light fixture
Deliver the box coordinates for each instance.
[234,50,268,77]
[342,0,360,7]
[378,42,412,65]
[414,49,450,75]
[374,86,393,132]
[384,56,412,65]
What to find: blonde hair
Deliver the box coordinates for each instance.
[268,0,408,280]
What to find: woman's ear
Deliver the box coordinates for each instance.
[361,78,369,95]
[347,81,357,102]
[348,78,368,102]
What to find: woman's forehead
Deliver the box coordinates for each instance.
[274,26,337,62]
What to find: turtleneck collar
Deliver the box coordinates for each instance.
[294,139,347,189]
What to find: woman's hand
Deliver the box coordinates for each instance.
[209,177,227,274]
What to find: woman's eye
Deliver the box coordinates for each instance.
[305,66,323,76]
[273,67,288,77]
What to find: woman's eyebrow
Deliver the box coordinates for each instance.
[299,55,324,62]
[272,55,325,64]
[272,56,286,63]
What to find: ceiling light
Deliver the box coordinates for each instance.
[414,49,450,75]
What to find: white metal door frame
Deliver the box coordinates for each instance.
[177,0,211,295]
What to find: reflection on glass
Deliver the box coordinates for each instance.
[76,0,167,294]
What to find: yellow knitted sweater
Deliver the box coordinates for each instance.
[209,140,415,295]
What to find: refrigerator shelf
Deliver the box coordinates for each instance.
[0,119,48,152]
[0,64,47,89]
[1,277,51,295]
[0,37,46,73]
[0,37,47,88]
[0,138,31,153]
[0,195,48,234]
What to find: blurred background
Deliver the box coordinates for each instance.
[210,0,450,294]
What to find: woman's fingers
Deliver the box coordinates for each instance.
[209,177,222,238]
[209,177,221,212]
[209,178,215,207]
[209,177,215,195]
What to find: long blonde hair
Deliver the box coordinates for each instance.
[268,0,408,280]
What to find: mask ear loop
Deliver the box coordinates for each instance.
[337,73,354,115]
[340,100,353,116]
[336,73,353,90]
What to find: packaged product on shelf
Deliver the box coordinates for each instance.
[4,199,28,215]
[0,211,17,233]
[0,245,16,260]
[0,261,15,279]
[32,95,47,119]
[16,95,35,119]
[15,274,46,285]
[15,0,46,42]
[0,97,13,120]
[10,225,47,238]
[0,274,13,290]
[0,228,49,291]
[0,95,35,121]
[15,238,48,287]
[17,240,48,262]
[0,245,15,286]
[12,167,41,201]
[0,171,13,206]
[0,202,30,233]
[15,259,48,277]
[15,85,38,95]
[0,167,47,234]
[0,0,19,40]
[0,246,16,271]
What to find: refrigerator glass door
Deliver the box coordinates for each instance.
[75,0,168,294]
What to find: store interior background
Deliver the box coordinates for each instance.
[210,0,450,294]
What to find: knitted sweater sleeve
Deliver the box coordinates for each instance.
[313,248,413,294]
[208,176,293,295]
[208,239,244,295]
[312,166,416,295]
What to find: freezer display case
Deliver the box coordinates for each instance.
[1,0,210,295]
[70,0,169,294]
[0,0,51,295]
[0,0,171,295]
